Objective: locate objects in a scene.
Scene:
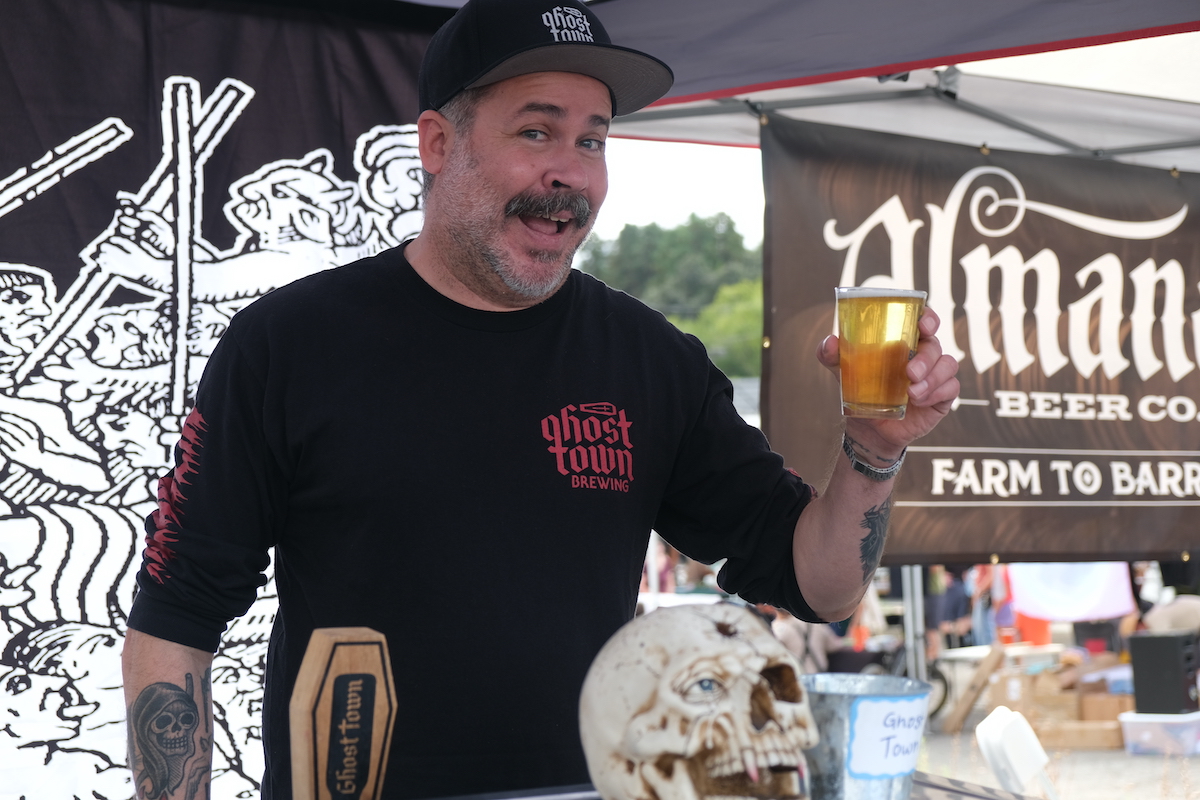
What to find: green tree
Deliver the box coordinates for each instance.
[578,212,760,317]
[669,278,763,377]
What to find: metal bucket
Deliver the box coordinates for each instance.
[800,673,931,800]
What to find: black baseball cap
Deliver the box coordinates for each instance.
[418,0,674,117]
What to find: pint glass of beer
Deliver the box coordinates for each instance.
[835,287,926,419]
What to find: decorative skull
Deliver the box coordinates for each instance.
[580,603,819,800]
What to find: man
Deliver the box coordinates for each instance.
[1143,594,1200,637]
[1143,563,1200,638]
[122,1,960,798]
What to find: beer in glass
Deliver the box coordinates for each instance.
[835,287,926,419]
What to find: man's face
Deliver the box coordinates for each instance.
[431,71,610,307]
[0,283,50,347]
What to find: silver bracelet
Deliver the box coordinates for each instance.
[842,433,905,482]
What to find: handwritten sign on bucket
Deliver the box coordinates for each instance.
[846,693,930,779]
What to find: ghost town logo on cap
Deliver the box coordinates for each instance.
[417,0,673,115]
[542,6,594,42]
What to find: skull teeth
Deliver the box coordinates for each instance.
[159,734,191,753]
[707,740,800,777]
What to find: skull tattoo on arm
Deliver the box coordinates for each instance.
[129,669,212,800]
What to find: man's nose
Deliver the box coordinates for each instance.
[543,144,591,192]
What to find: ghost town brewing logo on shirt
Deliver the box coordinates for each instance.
[541,402,633,492]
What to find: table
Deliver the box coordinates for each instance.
[938,643,1064,668]
[912,770,1035,799]
[420,777,1032,800]
[421,772,1035,800]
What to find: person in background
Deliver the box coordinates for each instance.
[640,538,677,594]
[969,563,995,646]
[770,606,841,673]
[937,564,973,648]
[677,555,721,594]
[1143,595,1200,637]
[992,562,1017,643]
[1143,560,1200,638]
[924,564,946,661]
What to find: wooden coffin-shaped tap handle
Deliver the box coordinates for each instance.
[290,627,397,800]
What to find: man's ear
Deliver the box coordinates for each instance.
[417,109,454,176]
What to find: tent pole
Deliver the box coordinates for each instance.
[902,566,916,678]
[930,90,1092,155]
[621,88,934,123]
[1096,137,1200,157]
[902,565,927,682]
[903,565,928,682]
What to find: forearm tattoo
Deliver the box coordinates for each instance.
[129,668,212,800]
[858,496,892,584]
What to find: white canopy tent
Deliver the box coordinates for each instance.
[609,64,1200,173]
[404,0,1200,172]
[598,34,1200,248]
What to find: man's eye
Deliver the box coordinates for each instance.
[522,130,548,141]
[580,138,605,152]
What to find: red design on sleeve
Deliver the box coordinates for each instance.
[144,407,207,583]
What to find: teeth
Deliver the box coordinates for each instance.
[705,741,802,779]
[712,749,740,776]
[741,749,759,784]
[699,714,809,782]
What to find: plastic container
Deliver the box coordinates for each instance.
[800,673,931,799]
[1118,710,1200,755]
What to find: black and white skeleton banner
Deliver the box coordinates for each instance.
[0,1,440,796]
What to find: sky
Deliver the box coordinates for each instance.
[591,30,1200,251]
[596,139,766,247]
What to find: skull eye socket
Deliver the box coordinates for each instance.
[682,677,727,704]
[761,664,801,703]
[151,709,198,735]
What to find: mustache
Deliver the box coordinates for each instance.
[505,191,592,229]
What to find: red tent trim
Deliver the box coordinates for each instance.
[609,133,761,149]
[651,20,1200,108]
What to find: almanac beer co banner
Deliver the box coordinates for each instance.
[0,2,440,797]
[761,116,1200,565]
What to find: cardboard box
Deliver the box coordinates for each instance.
[1029,692,1082,723]
[987,669,1079,722]
[987,670,1027,710]
[1034,720,1124,750]
[1054,652,1122,691]
[1119,710,1200,755]
[1080,692,1136,722]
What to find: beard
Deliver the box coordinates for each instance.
[488,190,593,298]
[438,144,596,306]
